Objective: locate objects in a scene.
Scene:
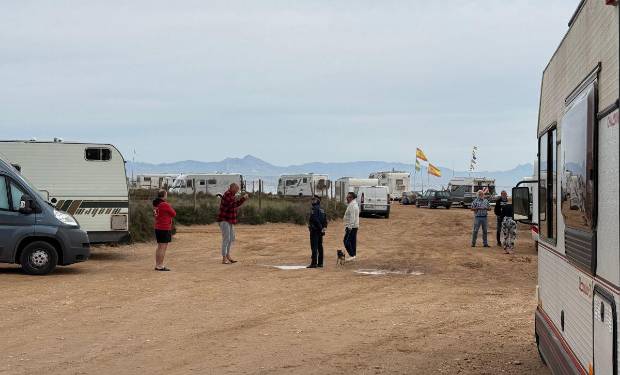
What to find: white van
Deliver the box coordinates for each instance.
[354,186,390,218]
[334,177,380,203]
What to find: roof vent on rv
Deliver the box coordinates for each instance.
[29,137,37,142]
[53,137,64,143]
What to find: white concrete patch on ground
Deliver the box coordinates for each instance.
[267,265,309,270]
[354,269,425,276]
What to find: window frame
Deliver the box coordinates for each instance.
[85,147,113,162]
[538,124,558,245]
[0,176,10,211]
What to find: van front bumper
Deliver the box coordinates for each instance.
[58,227,91,265]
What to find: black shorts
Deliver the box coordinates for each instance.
[155,229,172,244]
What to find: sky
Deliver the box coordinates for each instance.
[1,1,578,171]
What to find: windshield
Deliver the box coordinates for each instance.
[436,191,450,198]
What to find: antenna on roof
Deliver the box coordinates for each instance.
[53,137,63,143]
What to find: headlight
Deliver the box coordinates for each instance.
[54,209,79,226]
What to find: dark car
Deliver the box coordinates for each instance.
[415,190,452,209]
[401,191,421,205]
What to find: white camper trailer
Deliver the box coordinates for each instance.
[277,174,330,197]
[169,173,244,196]
[0,140,130,243]
[511,2,619,374]
[368,171,410,200]
[334,177,380,203]
[134,174,177,190]
[447,177,497,207]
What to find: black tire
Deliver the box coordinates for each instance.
[384,212,390,219]
[20,241,58,275]
[416,202,420,208]
[446,205,451,210]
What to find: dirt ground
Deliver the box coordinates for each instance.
[0,204,549,375]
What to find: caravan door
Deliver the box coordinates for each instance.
[593,287,616,375]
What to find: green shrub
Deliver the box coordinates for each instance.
[128,192,347,242]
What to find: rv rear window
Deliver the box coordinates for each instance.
[85,147,112,161]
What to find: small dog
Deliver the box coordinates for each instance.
[336,250,346,266]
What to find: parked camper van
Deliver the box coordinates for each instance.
[447,177,496,207]
[354,186,390,218]
[334,177,380,203]
[277,174,330,197]
[169,173,244,196]
[368,172,410,200]
[0,152,90,274]
[511,2,619,374]
[134,174,177,190]
[0,140,129,243]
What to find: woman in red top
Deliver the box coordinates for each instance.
[153,189,176,271]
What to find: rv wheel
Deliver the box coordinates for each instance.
[20,241,58,275]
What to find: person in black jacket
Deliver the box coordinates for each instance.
[494,190,508,246]
[307,195,328,268]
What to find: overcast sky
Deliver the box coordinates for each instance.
[1,1,577,170]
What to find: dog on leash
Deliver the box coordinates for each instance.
[336,250,346,266]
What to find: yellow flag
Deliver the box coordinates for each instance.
[416,148,428,161]
[428,163,441,177]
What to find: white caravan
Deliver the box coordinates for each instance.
[334,177,380,203]
[169,173,244,196]
[134,174,177,190]
[447,177,497,207]
[511,2,619,374]
[368,172,410,200]
[0,140,130,243]
[277,174,330,197]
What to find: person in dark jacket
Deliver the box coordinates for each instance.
[494,190,508,246]
[153,189,177,271]
[307,195,328,268]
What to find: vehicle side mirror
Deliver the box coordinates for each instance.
[18,194,37,214]
[511,187,531,222]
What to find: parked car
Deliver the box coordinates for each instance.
[0,152,90,274]
[401,191,420,205]
[354,186,390,218]
[415,190,452,209]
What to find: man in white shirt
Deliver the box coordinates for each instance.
[343,192,360,260]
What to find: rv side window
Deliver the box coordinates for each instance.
[199,180,205,186]
[144,177,151,182]
[85,147,112,161]
[302,178,308,183]
[0,177,9,210]
[286,179,297,186]
[561,84,595,232]
[538,127,557,243]
[207,179,217,185]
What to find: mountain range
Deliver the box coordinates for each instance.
[127,155,534,191]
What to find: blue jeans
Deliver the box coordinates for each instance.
[472,216,488,246]
[344,228,358,257]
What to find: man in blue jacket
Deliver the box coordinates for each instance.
[307,195,328,268]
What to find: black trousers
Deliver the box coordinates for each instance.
[310,231,324,266]
[344,228,358,257]
[496,216,504,245]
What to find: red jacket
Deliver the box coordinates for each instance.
[153,199,176,230]
[217,190,246,224]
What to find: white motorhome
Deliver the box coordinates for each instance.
[334,177,380,203]
[0,140,130,243]
[277,174,330,197]
[169,173,244,196]
[134,174,177,190]
[511,2,619,374]
[368,171,410,200]
[447,177,496,207]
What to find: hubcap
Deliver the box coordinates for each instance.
[30,249,49,267]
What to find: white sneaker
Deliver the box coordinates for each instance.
[348,256,357,262]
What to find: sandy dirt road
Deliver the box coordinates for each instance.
[0,204,549,375]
